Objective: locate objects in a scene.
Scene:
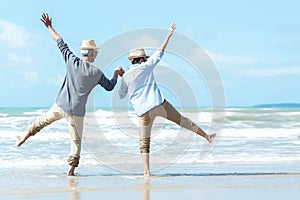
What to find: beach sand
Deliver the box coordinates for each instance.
[1,167,299,200]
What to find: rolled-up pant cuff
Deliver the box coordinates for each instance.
[67,156,80,167]
[140,137,150,153]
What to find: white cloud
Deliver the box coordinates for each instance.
[17,71,38,82]
[8,53,33,66]
[182,26,194,37]
[244,66,300,76]
[44,74,64,87]
[203,50,300,77]
[206,50,270,64]
[0,18,32,48]
[135,34,160,47]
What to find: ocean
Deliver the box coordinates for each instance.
[1,105,300,176]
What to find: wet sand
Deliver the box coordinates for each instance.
[1,170,299,200]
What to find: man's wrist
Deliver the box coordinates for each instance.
[113,72,118,80]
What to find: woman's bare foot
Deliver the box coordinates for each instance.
[144,171,150,179]
[206,133,216,143]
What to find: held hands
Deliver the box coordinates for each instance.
[40,13,52,28]
[114,67,125,78]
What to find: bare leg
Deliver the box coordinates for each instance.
[142,153,150,178]
[196,128,216,143]
[15,133,32,147]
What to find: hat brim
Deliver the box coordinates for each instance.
[80,47,100,50]
[128,55,150,61]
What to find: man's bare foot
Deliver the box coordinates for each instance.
[67,166,76,176]
[206,133,216,143]
[15,134,31,147]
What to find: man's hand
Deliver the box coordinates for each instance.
[40,13,52,28]
[117,67,125,77]
[40,12,60,41]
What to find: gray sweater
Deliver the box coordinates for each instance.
[55,38,116,116]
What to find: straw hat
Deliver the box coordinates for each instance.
[128,48,150,61]
[80,39,99,50]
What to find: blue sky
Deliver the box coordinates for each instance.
[0,0,299,108]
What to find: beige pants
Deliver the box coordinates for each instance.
[26,103,83,167]
[139,100,200,153]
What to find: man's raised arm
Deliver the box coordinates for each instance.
[40,13,61,42]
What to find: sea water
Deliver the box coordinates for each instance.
[0,106,299,176]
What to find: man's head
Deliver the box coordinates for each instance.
[80,39,99,63]
[128,48,150,64]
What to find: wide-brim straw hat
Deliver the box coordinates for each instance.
[128,48,150,61]
[80,39,99,50]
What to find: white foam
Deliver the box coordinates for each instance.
[0,113,8,117]
[277,111,300,116]
[0,157,66,168]
[0,130,70,141]
[176,153,300,164]
[220,128,300,138]
[1,107,300,169]
[22,109,48,116]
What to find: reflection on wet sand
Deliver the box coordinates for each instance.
[141,179,150,200]
[68,177,80,200]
